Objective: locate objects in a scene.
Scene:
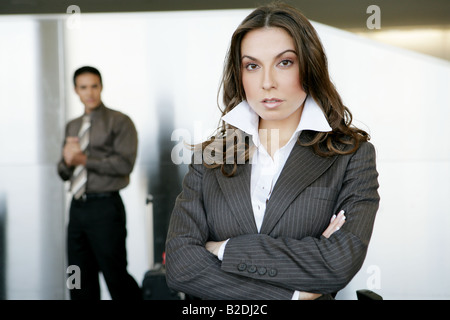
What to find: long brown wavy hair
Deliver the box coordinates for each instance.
[198,2,370,176]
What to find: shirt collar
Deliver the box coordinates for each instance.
[86,102,105,121]
[221,95,332,137]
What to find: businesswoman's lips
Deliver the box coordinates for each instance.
[261,98,284,109]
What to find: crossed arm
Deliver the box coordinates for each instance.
[58,116,137,181]
[205,210,347,300]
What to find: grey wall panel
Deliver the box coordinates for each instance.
[0,17,66,299]
[0,192,6,299]
[36,19,67,299]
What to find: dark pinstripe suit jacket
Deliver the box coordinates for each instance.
[165,131,380,299]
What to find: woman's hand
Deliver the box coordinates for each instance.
[205,240,227,257]
[322,210,346,238]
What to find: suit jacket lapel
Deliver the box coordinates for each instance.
[259,138,339,235]
[215,164,258,234]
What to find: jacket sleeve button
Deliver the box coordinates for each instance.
[257,267,267,275]
[268,268,278,277]
[237,263,247,271]
[247,265,257,273]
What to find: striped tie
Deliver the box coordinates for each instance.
[71,115,91,200]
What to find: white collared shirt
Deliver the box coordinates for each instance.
[221,95,332,232]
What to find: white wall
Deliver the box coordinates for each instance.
[1,9,449,300]
[353,27,450,62]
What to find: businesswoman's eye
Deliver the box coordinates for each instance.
[278,59,293,68]
[244,63,260,71]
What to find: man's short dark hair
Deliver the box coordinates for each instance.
[73,66,102,87]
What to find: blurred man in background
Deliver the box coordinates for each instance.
[57,66,141,300]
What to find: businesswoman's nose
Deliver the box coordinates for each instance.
[262,68,277,90]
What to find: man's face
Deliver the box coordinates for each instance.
[74,73,102,113]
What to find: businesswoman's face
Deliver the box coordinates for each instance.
[241,27,306,128]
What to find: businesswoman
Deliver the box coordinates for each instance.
[165,3,380,300]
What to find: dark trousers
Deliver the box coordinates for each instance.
[67,192,141,300]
